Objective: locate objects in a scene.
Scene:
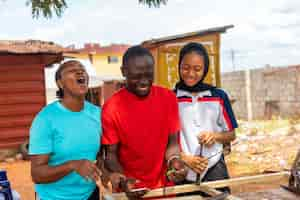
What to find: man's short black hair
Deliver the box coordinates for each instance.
[122,45,154,67]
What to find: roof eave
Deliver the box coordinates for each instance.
[142,25,234,47]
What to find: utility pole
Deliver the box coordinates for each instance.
[230,49,235,71]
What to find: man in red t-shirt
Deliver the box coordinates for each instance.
[102,45,187,198]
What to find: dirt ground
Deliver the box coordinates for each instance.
[0,160,33,200]
[1,124,300,200]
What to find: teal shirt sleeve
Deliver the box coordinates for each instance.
[29,112,53,155]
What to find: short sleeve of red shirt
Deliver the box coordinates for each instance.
[167,91,181,135]
[101,101,119,145]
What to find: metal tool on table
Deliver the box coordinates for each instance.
[206,193,229,200]
[281,148,300,195]
[196,145,203,185]
[195,146,229,200]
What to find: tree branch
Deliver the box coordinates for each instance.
[26,0,167,19]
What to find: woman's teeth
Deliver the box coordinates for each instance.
[77,78,85,84]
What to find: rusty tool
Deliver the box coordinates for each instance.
[196,145,204,185]
[281,148,300,195]
[195,146,229,199]
[206,192,229,200]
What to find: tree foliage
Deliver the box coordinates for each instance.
[26,0,168,19]
[26,0,67,19]
[138,0,167,7]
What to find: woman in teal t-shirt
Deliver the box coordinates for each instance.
[29,60,107,200]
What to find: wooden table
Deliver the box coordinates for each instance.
[112,172,293,200]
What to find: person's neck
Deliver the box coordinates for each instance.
[191,92,198,97]
[61,95,85,112]
[125,86,151,99]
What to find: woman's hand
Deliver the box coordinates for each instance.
[181,153,208,174]
[71,159,102,182]
[198,132,217,147]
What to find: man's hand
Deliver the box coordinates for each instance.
[181,154,208,174]
[108,172,128,191]
[167,157,187,183]
[109,175,148,200]
[198,132,217,147]
[119,178,149,200]
[71,160,101,182]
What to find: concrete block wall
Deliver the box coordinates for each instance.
[221,65,300,120]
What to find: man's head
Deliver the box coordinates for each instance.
[121,45,154,97]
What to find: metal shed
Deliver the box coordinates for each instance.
[142,25,234,89]
[0,40,66,148]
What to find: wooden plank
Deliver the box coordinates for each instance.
[0,72,44,82]
[202,171,290,189]
[0,114,35,128]
[197,185,242,200]
[112,172,289,199]
[0,63,43,71]
[0,130,28,148]
[0,81,44,93]
[0,126,29,139]
[112,186,242,200]
[0,140,26,149]
[0,103,43,116]
[0,54,62,66]
[0,55,44,66]
[160,195,204,200]
[0,93,45,105]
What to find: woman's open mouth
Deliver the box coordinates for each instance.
[76,77,87,85]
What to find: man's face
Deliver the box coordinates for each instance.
[123,55,154,97]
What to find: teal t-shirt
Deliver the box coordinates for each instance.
[29,101,101,200]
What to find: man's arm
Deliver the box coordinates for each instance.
[165,133,181,161]
[102,144,132,192]
[103,144,124,173]
[165,133,187,183]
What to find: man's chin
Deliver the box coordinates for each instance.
[135,88,151,97]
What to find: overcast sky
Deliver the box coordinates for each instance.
[0,0,299,72]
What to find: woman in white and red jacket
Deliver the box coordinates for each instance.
[175,42,238,193]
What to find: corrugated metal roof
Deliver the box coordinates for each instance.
[142,25,234,46]
[0,40,70,54]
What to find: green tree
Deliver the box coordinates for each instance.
[26,0,168,19]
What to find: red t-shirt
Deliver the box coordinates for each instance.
[101,85,180,189]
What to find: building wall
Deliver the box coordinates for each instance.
[221,71,247,119]
[65,52,123,78]
[0,55,46,148]
[221,65,300,120]
[92,54,122,77]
